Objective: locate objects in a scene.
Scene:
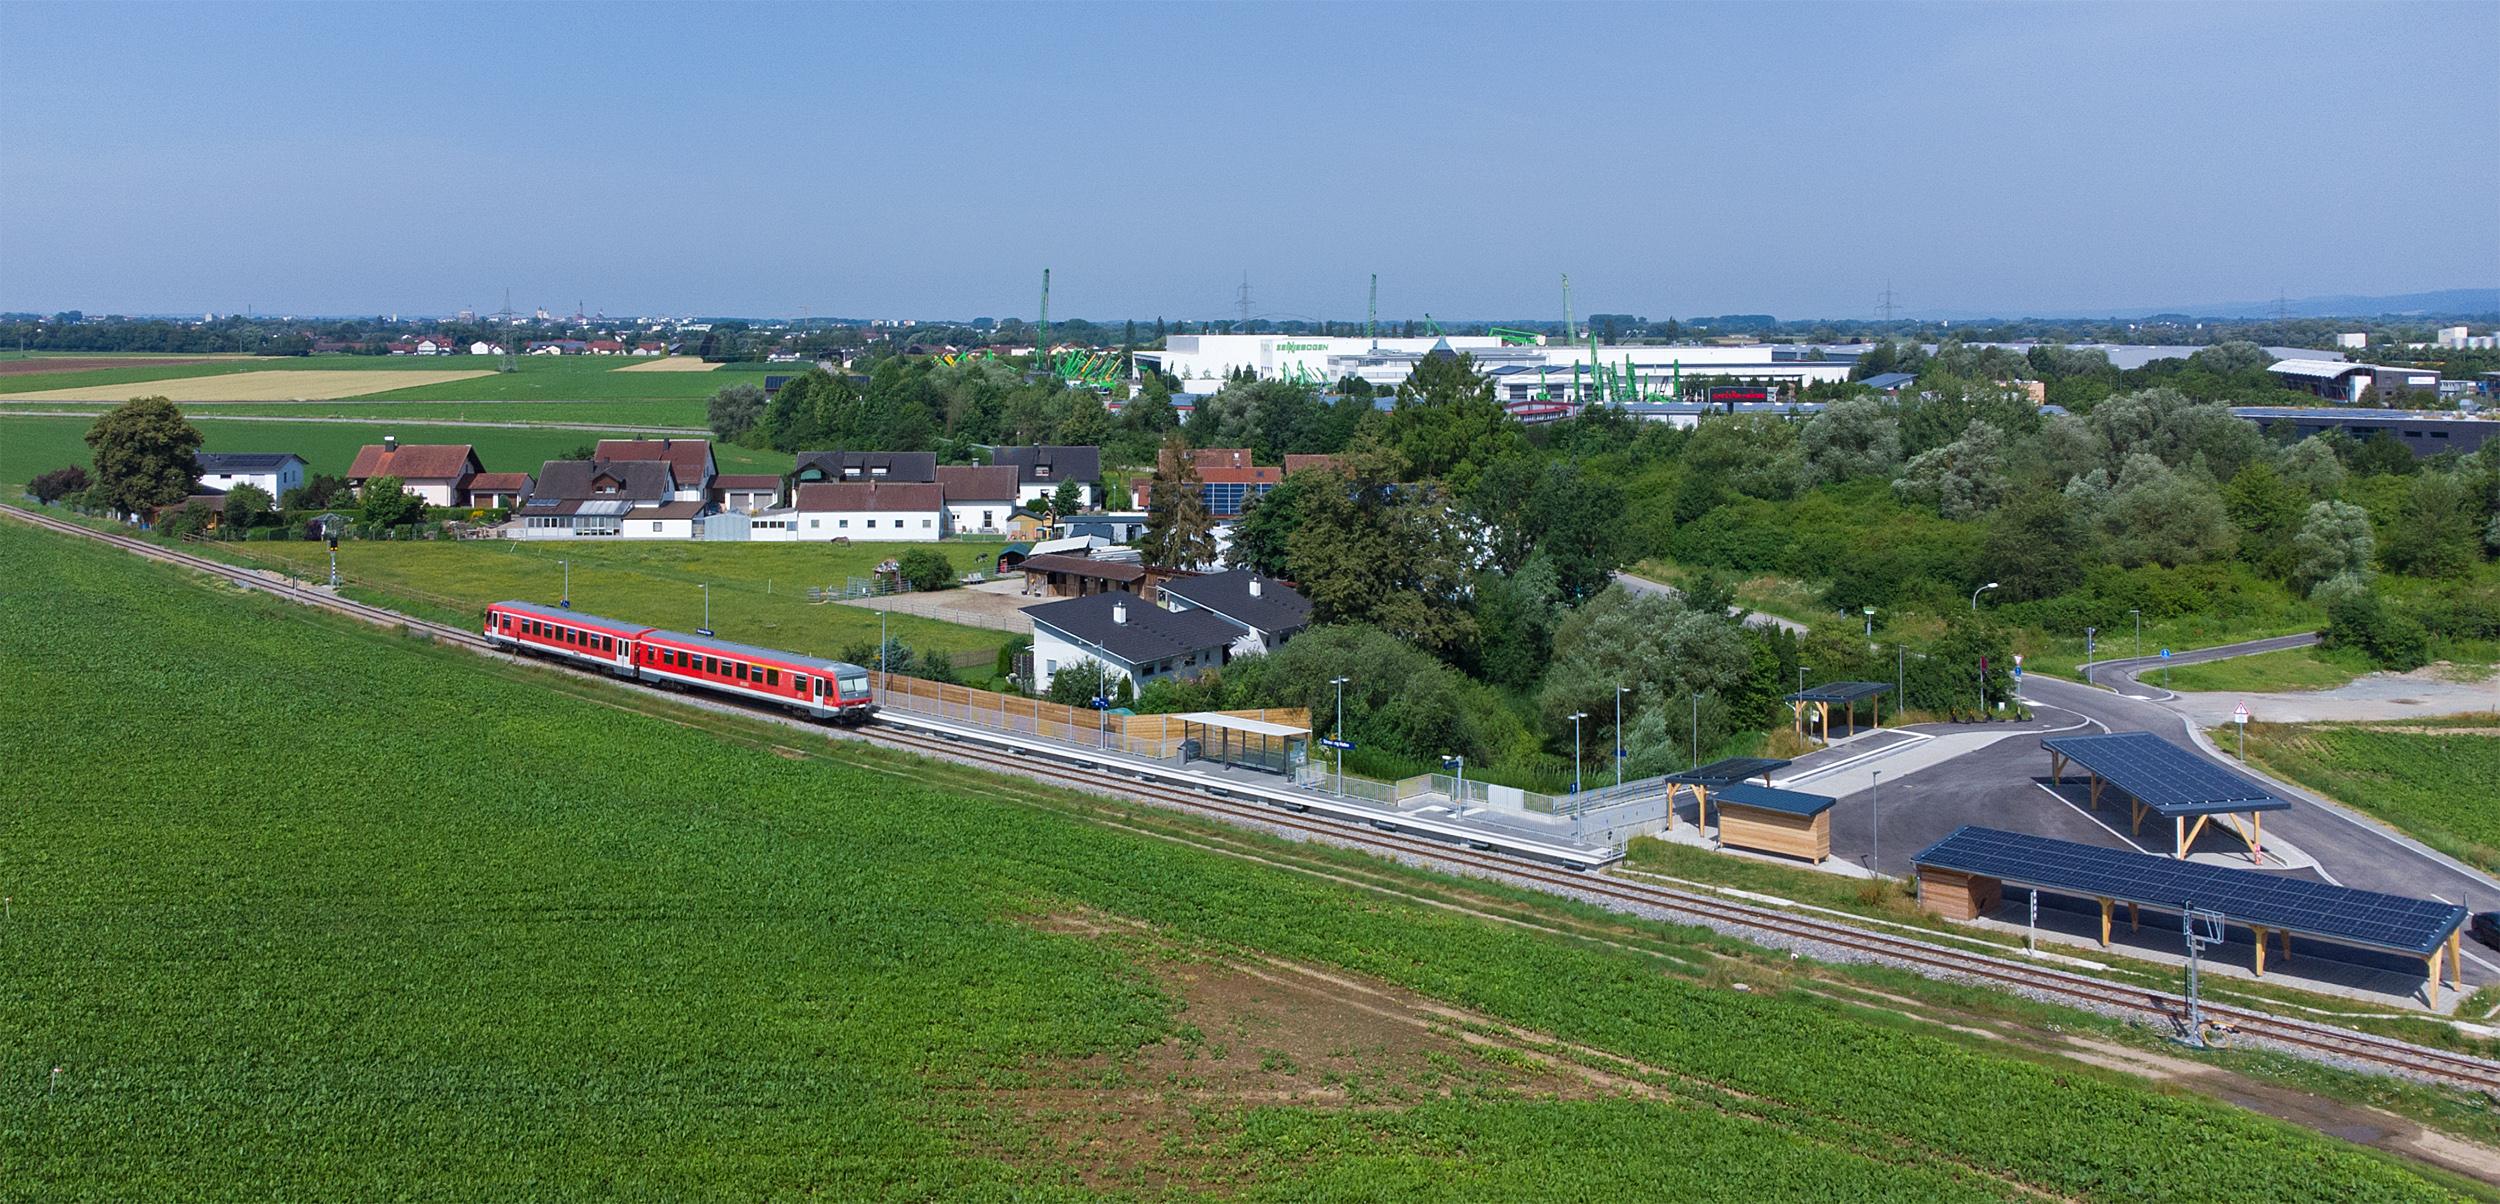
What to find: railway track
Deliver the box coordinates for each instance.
[14,502,2500,1093]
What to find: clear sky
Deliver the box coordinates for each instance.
[4,1,2494,321]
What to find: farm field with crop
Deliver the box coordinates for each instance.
[0,519,2484,1201]
[2238,718,2500,874]
[0,414,784,491]
[1,368,498,402]
[0,398,710,428]
[0,354,776,404]
[199,535,1012,667]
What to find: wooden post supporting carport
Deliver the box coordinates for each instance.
[2129,901,2140,932]
[2253,926,2267,977]
[2452,928,2466,992]
[2428,942,2446,1008]
[2099,898,2113,948]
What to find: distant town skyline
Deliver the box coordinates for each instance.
[5,2,2494,321]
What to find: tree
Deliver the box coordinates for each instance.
[27,465,89,504]
[1044,658,1114,707]
[897,548,955,592]
[2290,500,2374,593]
[2073,454,2235,568]
[1285,453,1479,656]
[359,476,427,527]
[1048,479,1085,520]
[1978,491,2087,602]
[221,483,275,530]
[157,499,215,540]
[1471,554,1563,692]
[705,382,768,443]
[1139,434,1216,568]
[1226,470,1317,576]
[2276,437,2347,499]
[2380,472,2479,579]
[283,473,352,511]
[82,397,202,516]
[1893,420,2011,519]
[1796,397,1902,489]
[2221,460,2306,579]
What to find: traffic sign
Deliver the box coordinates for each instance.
[2233,704,2249,725]
[1320,737,1356,751]
[2161,648,2172,659]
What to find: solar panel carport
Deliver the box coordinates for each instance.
[1660,757,1789,834]
[1707,782,1839,863]
[1914,826,2468,1006]
[2041,731,2292,859]
[1782,681,1892,739]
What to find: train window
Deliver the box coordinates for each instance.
[765,668,779,687]
[736,663,749,681]
[704,656,717,674]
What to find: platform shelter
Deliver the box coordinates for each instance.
[1176,712,1308,776]
[1662,757,1790,830]
[1913,826,2468,1006]
[2041,731,2292,859]
[1708,782,1838,863]
[1783,681,1892,740]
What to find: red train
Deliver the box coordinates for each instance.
[482,600,877,723]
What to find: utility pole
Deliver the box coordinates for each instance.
[1876,279,1900,323]
[1366,274,1378,347]
[1615,685,1630,790]
[1871,769,1883,880]
[1562,273,1576,343]
[1330,676,1349,795]
[1038,268,1051,358]
[1237,272,1252,329]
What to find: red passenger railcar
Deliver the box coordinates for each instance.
[484,601,649,676]
[635,628,877,723]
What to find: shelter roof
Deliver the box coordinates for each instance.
[1784,681,1893,704]
[1175,712,1309,738]
[2042,732,2291,817]
[1914,826,2465,956]
[1665,757,1791,785]
[1709,782,1837,817]
[1019,552,1145,582]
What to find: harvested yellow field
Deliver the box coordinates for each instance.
[6,369,497,402]
[615,356,718,372]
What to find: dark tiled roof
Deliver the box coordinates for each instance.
[530,459,677,503]
[1019,552,1145,582]
[936,464,1021,502]
[987,444,1102,485]
[1029,593,1241,666]
[712,474,783,489]
[1157,570,1312,636]
[793,450,938,481]
[195,452,305,473]
[792,481,945,512]
[348,443,480,481]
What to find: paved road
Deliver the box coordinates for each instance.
[0,410,706,435]
[1612,570,1809,634]
[2081,631,2321,696]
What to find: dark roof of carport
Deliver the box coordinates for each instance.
[1914,826,2465,956]
[2042,731,2292,817]
[1709,782,1836,817]
[1784,681,1892,704]
[1665,756,1790,785]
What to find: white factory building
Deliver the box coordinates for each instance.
[1134,333,1856,401]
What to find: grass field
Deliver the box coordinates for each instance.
[0,414,783,489]
[2239,718,2500,874]
[2163,646,2371,693]
[0,354,776,404]
[1,368,498,402]
[197,536,1009,666]
[1,519,2475,1201]
[0,398,710,428]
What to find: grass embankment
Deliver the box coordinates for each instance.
[3,520,2481,1200]
[0,414,785,492]
[2164,646,2371,693]
[2238,718,2500,875]
[194,536,1008,667]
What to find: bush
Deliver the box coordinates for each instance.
[2321,584,2430,672]
[897,548,954,592]
[28,465,90,504]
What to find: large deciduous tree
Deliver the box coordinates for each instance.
[705,382,768,443]
[1139,434,1216,569]
[358,476,427,528]
[2290,500,2375,593]
[83,397,202,516]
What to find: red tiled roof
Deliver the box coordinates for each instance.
[1198,465,1282,485]
[1282,454,1343,475]
[1018,552,1145,582]
[465,472,533,492]
[1184,447,1255,471]
[793,481,945,513]
[594,437,711,481]
[348,443,481,482]
[935,464,1019,502]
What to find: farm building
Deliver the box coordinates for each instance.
[347,438,482,506]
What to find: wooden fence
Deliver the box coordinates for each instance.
[872,674,1306,759]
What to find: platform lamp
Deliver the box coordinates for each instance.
[1862,605,1876,640]
[1567,712,1588,805]
[1614,685,1631,790]
[697,583,712,636]
[2131,608,2142,659]
[558,558,570,608]
[1329,675,1350,794]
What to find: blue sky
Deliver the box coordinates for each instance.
[4,1,2494,321]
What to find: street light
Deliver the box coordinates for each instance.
[697,583,712,635]
[2085,625,2097,661]
[1870,769,1883,881]
[1568,712,1588,799]
[557,558,570,607]
[1329,676,1350,795]
[1970,581,2000,612]
[1863,605,1876,640]
[2131,608,2142,659]
[1614,685,1631,790]
[1442,754,1465,807]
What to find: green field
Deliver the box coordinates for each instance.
[0,414,784,488]
[0,354,775,403]
[2239,719,2500,874]
[1,519,2476,1200]
[0,398,710,428]
[2163,646,2370,693]
[197,536,1009,667]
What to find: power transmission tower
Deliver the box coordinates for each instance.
[2273,292,2291,323]
[1562,273,1576,343]
[1876,279,1900,322]
[1236,272,1253,330]
[1038,268,1051,356]
[1367,273,1378,347]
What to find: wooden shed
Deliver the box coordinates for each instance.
[1707,782,1837,863]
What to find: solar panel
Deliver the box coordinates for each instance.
[1913,826,2464,955]
[1666,757,1791,785]
[1783,680,1893,704]
[1709,782,1837,817]
[2040,731,2291,817]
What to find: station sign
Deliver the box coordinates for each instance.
[1320,737,1356,751]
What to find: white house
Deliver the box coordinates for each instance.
[987,445,1102,510]
[622,500,712,540]
[1027,593,1242,696]
[936,464,1021,537]
[1157,570,1313,657]
[193,452,305,507]
[469,341,504,356]
[790,482,949,541]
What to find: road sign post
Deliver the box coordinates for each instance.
[2233,703,2249,761]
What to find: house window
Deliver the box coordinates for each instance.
[810,519,820,529]
[839,519,849,529]
[652,522,664,532]
[982,510,993,525]
[867,519,877,529]
[922,519,932,528]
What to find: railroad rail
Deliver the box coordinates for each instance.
[13,501,2500,1094]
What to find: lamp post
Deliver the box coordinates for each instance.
[1330,675,1349,795]
[1690,692,1700,770]
[2085,625,2097,662]
[879,606,889,691]
[1871,769,1883,880]
[558,558,570,607]
[1798,666,1811,739]
[1614,685,1630,790]
[1970,581,2000,612]
[1442,754,1464,807]
[2131,608,2142,660]
[1863,605,1876,640]
[1568,712,1588,799]
[697,583,711,635]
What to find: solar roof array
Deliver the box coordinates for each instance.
[1913,826,2464,955]
[1709,782,1837,817]
[1783,681,1893,704]
[1666,757,1791,785]
[2041,731,2292,817]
